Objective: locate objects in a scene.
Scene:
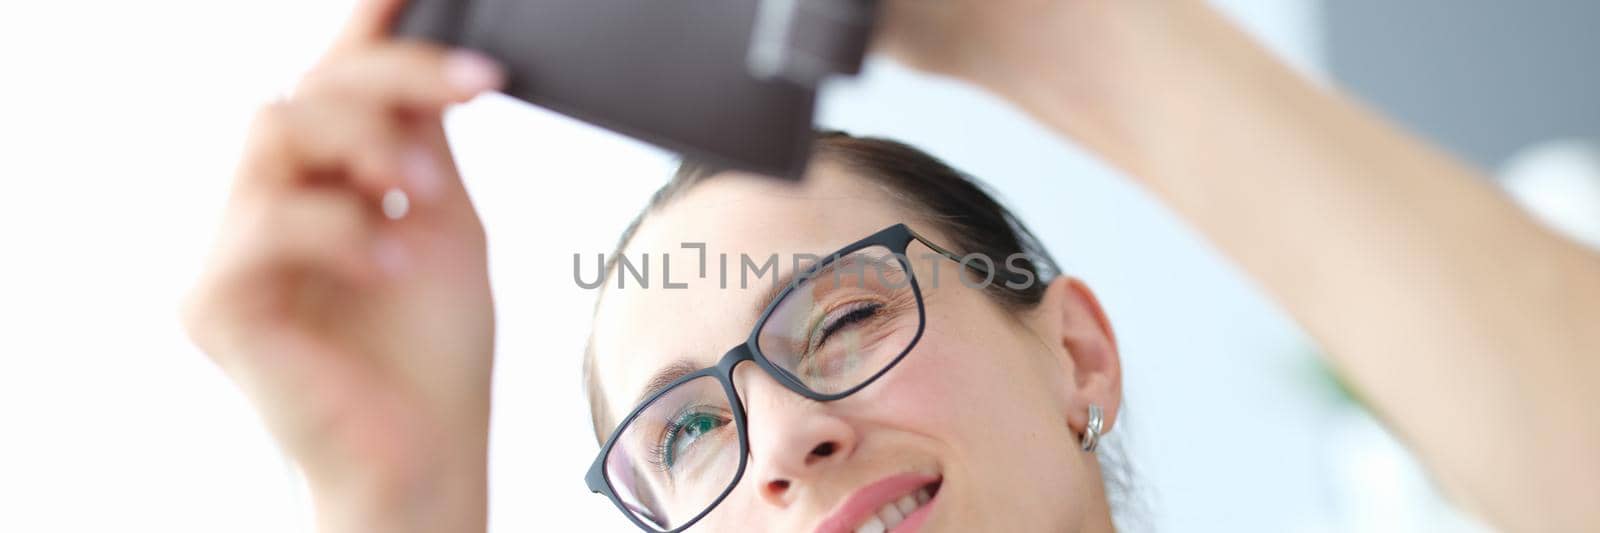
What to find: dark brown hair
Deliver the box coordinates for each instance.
[582,130,1063,439]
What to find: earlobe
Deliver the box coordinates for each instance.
[1039,276,1123,435]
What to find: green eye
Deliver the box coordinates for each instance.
[661,412,729,470]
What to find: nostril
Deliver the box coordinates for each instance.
[767,479,791,494]
[810,442,837,458]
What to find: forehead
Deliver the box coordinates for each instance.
[590,163,910,419]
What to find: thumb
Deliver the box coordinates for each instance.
[326,0,408,60]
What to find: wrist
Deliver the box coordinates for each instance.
[973,0,1250,180]
[299,406,490,533]
[307,440,488,533]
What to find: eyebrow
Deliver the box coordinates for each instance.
[752,267,801,321]
[632,358,701,409]
[751,252,874,319]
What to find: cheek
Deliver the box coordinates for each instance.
[869,323,1059,445]
[862,311,1091,526]
[868,332,997,424]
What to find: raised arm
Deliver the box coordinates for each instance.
[878,1,1600,530]
[183,1,504,531]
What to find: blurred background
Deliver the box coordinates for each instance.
[1,1,1596,531]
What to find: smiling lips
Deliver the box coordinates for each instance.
[813,472,943,533]
[855,484,935,533]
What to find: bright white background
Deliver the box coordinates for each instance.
[5,1,1559,531]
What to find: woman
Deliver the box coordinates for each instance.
[579,134,1131,532]
[183,0,1600,531]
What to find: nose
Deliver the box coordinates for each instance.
[735,366,859,508]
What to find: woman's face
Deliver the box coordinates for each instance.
[589,164,1121,532]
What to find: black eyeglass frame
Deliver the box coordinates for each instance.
[583,222,1026,532]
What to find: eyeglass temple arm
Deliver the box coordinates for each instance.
[907,229,1030,285]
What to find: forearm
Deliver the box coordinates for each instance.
[988,1,1600,529]
[309,441,488,533]
[296,396,493,533]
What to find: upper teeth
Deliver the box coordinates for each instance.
[854,487,933,533]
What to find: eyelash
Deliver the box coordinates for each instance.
[805,300,884,354]
[648,404,728,472]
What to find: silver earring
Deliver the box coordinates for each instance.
[1079,404,1104,453]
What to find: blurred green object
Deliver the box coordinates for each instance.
[1299,347,1371,411]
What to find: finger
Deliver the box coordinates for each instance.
[184,189,391,359]
[299,43,504,110]
[869,0,960,76]
[237,99,441,201]
[326,0,408,59]
[239,188,388,284]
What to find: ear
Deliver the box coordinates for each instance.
[1033,276,1123,436]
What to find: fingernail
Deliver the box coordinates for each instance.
[373,236,409,278]
[402,146,442,201]
[444,49,506,95]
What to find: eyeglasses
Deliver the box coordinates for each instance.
[585,223,1023,532]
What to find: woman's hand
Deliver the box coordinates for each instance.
[873,0,1185,169]
[182,1,503,531]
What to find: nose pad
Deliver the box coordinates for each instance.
[733,365,859,508]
